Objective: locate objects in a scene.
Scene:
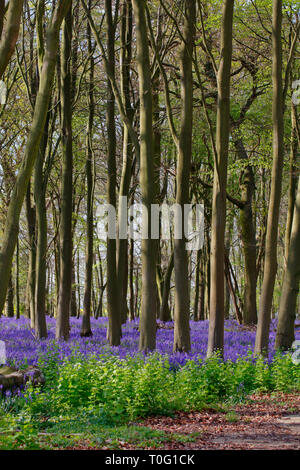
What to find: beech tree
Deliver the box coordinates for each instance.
[207,0,235,357]
[0,0,72,316]
[254,0,284,355]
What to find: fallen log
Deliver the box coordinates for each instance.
[0,365,45,394]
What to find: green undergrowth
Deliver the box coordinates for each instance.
[0,351,299,449]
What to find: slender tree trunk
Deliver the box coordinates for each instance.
[34,129,48,339]
[25,184,36,328]
[204,229,210,319]
[117,0,134,324]
[199,256,205,321]
[16,237,20,319]
[81,4,94,337]
[132,0,157,351]
[56,3,74,341]
[160,252,173,322]
[255,0,284,355]
[105,0,121,346]
[207,0,234,357]
[34,0,48,339]
[224,224,231,320]
[70,258,77,317]
[234,138,257,324]
[5,273,14,317]
[0,0,24,79]
[275,172,300,350]
[284,91,298,262]
[173,0,195,353]
[129,235,135,321]
[193,250,201,321]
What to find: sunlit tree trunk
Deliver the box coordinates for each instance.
[34,0,48,339]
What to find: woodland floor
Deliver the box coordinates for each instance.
[1,393,299,450]
[61,393,300,451]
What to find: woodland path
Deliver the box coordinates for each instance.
[129,393,300,450]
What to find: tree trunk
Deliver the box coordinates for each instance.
[132,0,157,351]
[0,0,24,79]
[275,171,300,350]
[25,184,36,328]
[5,273,14,317]
[56,3,74,341]
[34,0,48,339]
[207,0,234,357]
[105,0,121,346]
[173,0,195,353]
[284,89,298,262]
[70,258,77,317]
[255,0,284,355]
[160,252,174,322]
[34,129,48,339]
[235,138,257,324]
[193,250,201,321]
[117,0,134,324]
[81,1,94,337]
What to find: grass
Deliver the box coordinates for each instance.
[0,409,202,450]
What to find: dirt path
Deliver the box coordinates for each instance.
[131,393,300,450]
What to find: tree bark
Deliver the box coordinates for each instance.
[34,0,48,339]
[132,0,157,351]
[207,0,234,358]
[0,0,24,79]
[25,184,36,327]
[173,0,195,353]
[56,2,74,341]
[275,171,300,350]
[34,127,48,339]
[117,0,134,325]
[105,0,122,346]
[284,90,298,262]
[160,252,174,322]
[255,0,284,355]
[235,138,257,324]
[81,2,94,337]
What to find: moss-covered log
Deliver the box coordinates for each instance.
[0,366,45,393]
